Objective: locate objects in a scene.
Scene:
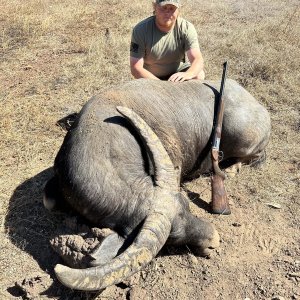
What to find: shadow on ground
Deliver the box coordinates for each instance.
[186,189,211,212]
[5,168,57,271]
[5,168,101,299]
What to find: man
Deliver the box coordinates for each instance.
[130,0,205,83]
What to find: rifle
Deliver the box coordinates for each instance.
[211,62,231,215]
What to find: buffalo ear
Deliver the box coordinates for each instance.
[56,112,78,131]
[88,233,126,267]
[89,221,146,267]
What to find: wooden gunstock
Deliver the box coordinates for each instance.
[211,174,231,215]
[211,154,231,214]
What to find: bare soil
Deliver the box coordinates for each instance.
[1,0,299,299]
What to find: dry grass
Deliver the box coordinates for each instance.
[1,0,300,299]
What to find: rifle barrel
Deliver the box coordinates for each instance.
[212,62,228,151]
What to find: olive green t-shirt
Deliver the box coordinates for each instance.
[130,16,200,77]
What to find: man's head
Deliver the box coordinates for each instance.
[153,0,180,31]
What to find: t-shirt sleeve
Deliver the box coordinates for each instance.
[184,22,200,51]
[130,26,145,58]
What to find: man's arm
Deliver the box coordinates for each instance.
[130,56,159,80]
[186,48,205,79]
[168,48,205,82]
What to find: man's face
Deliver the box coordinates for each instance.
[155,4,179,29]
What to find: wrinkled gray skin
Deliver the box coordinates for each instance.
[44,79,270,290]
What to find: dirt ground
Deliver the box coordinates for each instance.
[0,0,299,299]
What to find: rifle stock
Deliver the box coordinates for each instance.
[211,62,231,215]
[211,154,231,214]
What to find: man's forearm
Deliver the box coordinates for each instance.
[131,67,159,80]
[186,57,204,78]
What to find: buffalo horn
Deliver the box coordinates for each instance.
[116,106,178,190]
[55,212,172,291]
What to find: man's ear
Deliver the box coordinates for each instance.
[152,1,157,15]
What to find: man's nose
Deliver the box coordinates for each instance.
[164,10,174,15]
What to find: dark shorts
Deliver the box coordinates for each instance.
[158,66,190,81]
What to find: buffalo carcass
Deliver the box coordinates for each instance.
[44,79,271,291]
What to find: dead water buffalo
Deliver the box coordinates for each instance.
[44,78,271,291]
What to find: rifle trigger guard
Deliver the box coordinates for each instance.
[218,151,224,161]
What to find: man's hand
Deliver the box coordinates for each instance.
[168,71,194,83]
[168,48,205,83]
